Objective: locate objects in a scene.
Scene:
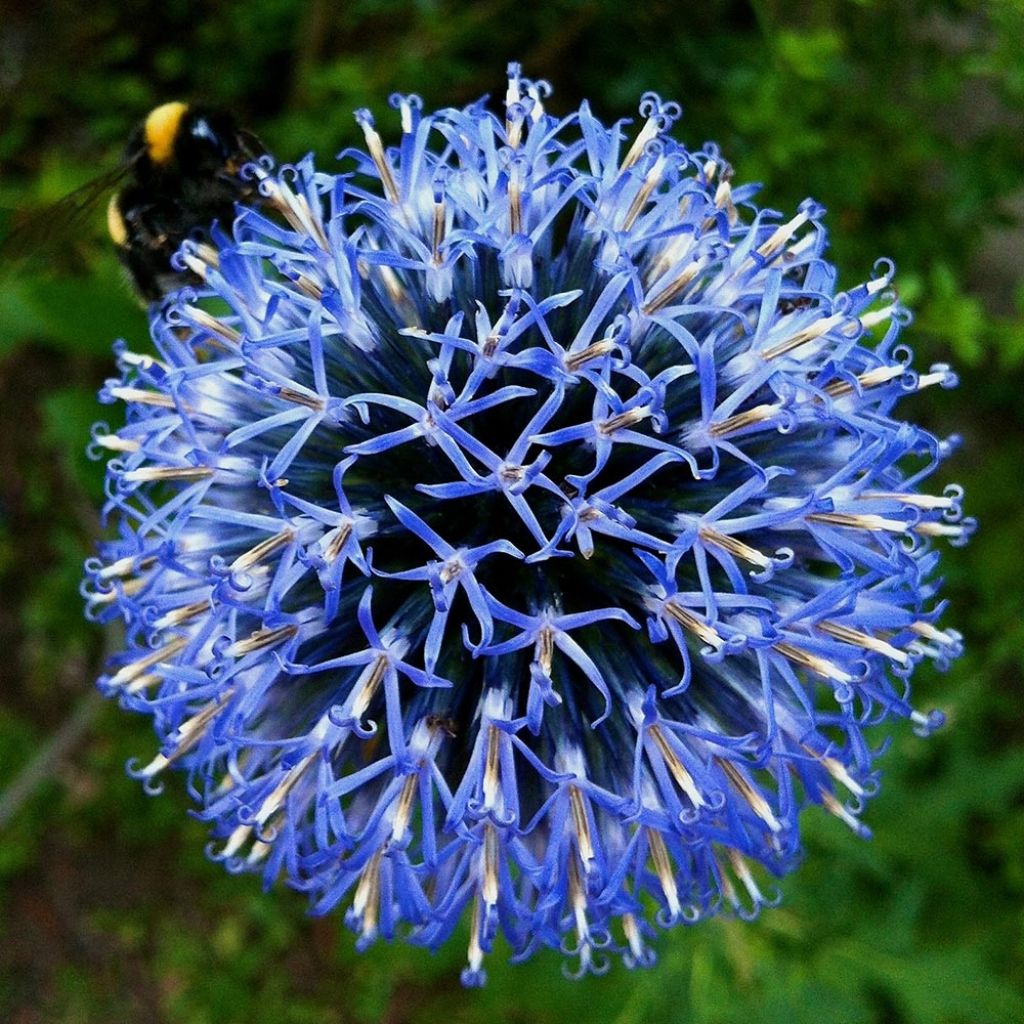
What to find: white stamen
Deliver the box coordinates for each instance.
[817,620,909,665]
[108,636,188,687]
[227,624,298,657]
[564,338,615,373]
[93,434,140,453]
[482,824,500,907]
[709,402,783,438]
[761,310,848,361]
[664,600,725,649]
[807,512,909,533]
[649,725,705,808]
[700,527,772,569]
[123,466,214,484]
[254,751,317,827]
[821,790,866,834]
[774,641,853,684]
[622,153,666,230]
[647,828,682,919]
[230,529,295,572]
[718,758,782,832]
[152,600,210,630]
[358,119,400,203]
[352,850,382,941]
[109,387,176,409]
[569,786,595,869]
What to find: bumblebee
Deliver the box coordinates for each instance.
[1,102,264,301]
[108,102,264,300]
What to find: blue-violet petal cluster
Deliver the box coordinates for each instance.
[85,66,972,983]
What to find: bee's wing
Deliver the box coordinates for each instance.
[237,128,267,161]
[0,163,132,266]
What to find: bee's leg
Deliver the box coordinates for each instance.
[117,202,188,301]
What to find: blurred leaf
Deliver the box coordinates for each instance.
[0,267,142,355]
[918,263,987,366]
[40,387,107,503]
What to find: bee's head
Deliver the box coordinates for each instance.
[135,102,257,176]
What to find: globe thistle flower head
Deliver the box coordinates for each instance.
[85,64,973,984]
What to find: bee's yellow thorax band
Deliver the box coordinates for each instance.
[106,194,128,246]
[145,101,189,165]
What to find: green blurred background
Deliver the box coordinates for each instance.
[1,1,1022,1021]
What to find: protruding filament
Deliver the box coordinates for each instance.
[353,656,388,719]
[537,626,555,676]
[358,116,400,203]
[323,523,352,564]
[622,153,666,231]
[118,350,168,372]
[99,554,156,581]
[914,521,970,539]
[599,406,649,435]
[824,364,904,398]
[646,828,681,919]
[505,64,524,147]
[620,115,661,174]
[508,165,524,235]
[483,725,501,810]
[664,600,724,650]
[277,387,325,411]
[774,641,853,684]
[140,693,231,777]
[230,529,295,572]
[89,575,148,604]
[807,512,908,533]
[181,306,241,347]
[153,600,210,630]
[699,527,771,569]
[564,338,615,373]
[432,200,446,263]
[124,673,161,695]
[755,207,813,261]
[482,824,500,907]
[108,636,188,687]
[911,620,958,647]
[717,758,781,832]
[467,895,485,978]
[817,620,908,665]
[391,774,418,843]
[569,786,594,869]
[821,790,867,835]
[642,257,706,315]
[622,913,648,966]
[862,491,956,511]
[649,725,705,808]
[724,848,768,906]
[123,466,214,484]
[714,178,737,223]
[761,310,848,361]
[254,750,317,827]
[352,850,383,942]
[109,386,176,409]
[859,305,896,330]
[805,747,865,798]
[93,434,140,454]
[708,403,782,438]
[227,624,298,657]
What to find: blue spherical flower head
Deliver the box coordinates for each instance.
[85,65,973,983]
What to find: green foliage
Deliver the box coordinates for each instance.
[1,1,1022,1021]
